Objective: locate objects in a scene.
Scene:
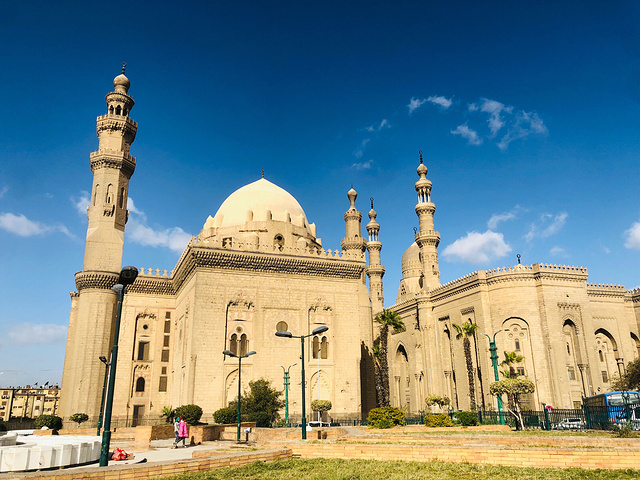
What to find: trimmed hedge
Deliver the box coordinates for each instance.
[367,407,405,429]
[34,414,63,430]
[455,411,479,426]
[175,404,203,425]
[424,413,454,427]
[213,406,238,425]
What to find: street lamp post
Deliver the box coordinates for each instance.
[276,325,329,439]
[277,363,296,427]
[99,266,138,467]
[97,355,110,436]
[223,350,256,442]
[480,330,504,425]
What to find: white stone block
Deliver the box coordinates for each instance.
[69,443,81,464]
[1,446,29,472]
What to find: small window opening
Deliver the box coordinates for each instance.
[135,377,145,392]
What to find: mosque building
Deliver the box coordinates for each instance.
[60,69,640,424]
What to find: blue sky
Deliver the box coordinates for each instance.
[0,1,638,387]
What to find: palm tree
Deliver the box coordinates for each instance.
[452,321,479,410]
[374,309,405,407]
[500,351,524,379]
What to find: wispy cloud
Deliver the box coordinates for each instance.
[451,124,482,146]
[354,138,370,159]
[549,246,567,257]
[524,212,568,242]
[0,186,9,198]
[8,323,67,345]
[624,221,640,250]
[497,111,547,151]
[427,95,453,109]
[480,98,513,137]
[0,213,74,238]
[126,197,191,252]
[408,97,428,114]
[442,230,512,264]
[487,205,524,230]
[352,159,374,170]
[71,191,90,216]
[365,119,390,132]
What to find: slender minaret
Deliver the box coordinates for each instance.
[414,151,440,290]
[366,198,385,314]
[60,65,137,419]
[341,186,366,255]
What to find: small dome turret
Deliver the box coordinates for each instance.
[113,63,130,94]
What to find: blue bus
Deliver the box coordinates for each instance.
[584,391,640,427]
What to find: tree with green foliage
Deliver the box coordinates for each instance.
[500,351,524,379]
[228,378,285,427]
[311,400,332,421]
[213,406,238,425]
[69,413,89,426]
[611,358,640,392]
[374,309,405,407]
[161,406,176,423]
[424,394,450,412]
[34,414,63,430]
[452,321,479,410]
[366,406,405,429]
[174,404,203,425]
[490,378,535,430]
[454,410,479,426]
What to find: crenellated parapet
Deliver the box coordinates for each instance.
[587,282,629,300]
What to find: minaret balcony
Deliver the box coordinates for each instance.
[415,231,440,246]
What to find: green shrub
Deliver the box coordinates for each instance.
[454,411,478,426]
[423,413,454,427]
[69,413,89,425]
[248,411,272,427]
[366,407,405,429]
[213,406,238,425]
[34,414,63,430]
[175,404,203,425]
[613,423,640,438]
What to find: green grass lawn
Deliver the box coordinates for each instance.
[158,458,640,480]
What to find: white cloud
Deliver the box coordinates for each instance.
[408,97,428,114]
[497,111,547,151]
[468,103,478,112]
[8,323,67,345]
[624,222,640,250]
[442,230,512,264]
[354,138,370,159]
[480,98,513,137]
[602,246,611,254]
[125,197,191,252]
[427,95,453,109]
[549,246,566,256]
[352,159,374,170]
[487,205,524,230]
[525,212,568,242]
[0,213,74,238]
[0,186,7,198]
[451,124,482,146]
[71,191,90,216]
[366,119,390,132]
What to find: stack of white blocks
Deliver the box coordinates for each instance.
[0,432,101,472]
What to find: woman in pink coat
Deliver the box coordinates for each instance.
[175,418,189,448]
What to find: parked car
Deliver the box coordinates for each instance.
[554,418,585,430]
[307,421,331,427]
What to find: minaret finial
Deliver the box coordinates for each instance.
[517,254,521,264]
[121,62,127,74]
[370,197,374,209]
[419,150,423,164]
[261,168,264,179]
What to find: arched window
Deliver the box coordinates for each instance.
[109,105,114,114]
[514,339,521,351]
[115,105,122,115]
[276,321,288,332]
[118,187,125,208]
[135,377,145,392]
[229,334,238,355]
[312,336,320,359]
[105,184,113,204]
[321,337,328,359]
[599,350,604,362]
[240,334,248,356]
[274,234,284,249]
[93,184,99,206]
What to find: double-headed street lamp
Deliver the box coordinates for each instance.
[275,325,329,439]
[223,350,256,442]
[97,355,110,436]
[277,363,296,427]
[480,330,504,425]
[99,266,138,467]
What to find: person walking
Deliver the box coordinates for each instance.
[173,417,181,448]
[177,417,189,447]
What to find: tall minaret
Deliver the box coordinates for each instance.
[60,66,137,419]
[366,198,385,314]
[414,151,440,290]
[341,186,366,255]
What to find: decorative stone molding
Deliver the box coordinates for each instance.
[460,306,475,315]
[229,292,255,310]
[89,151,136,178]
[75,271,119,291]
[310,297,332,312]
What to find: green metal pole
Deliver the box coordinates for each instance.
[284,370,290,427]
[489,338,505,425]
[97,361,108,436]
[236,356,242,442]
[99,285,124,466]
[301,335,306,440]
